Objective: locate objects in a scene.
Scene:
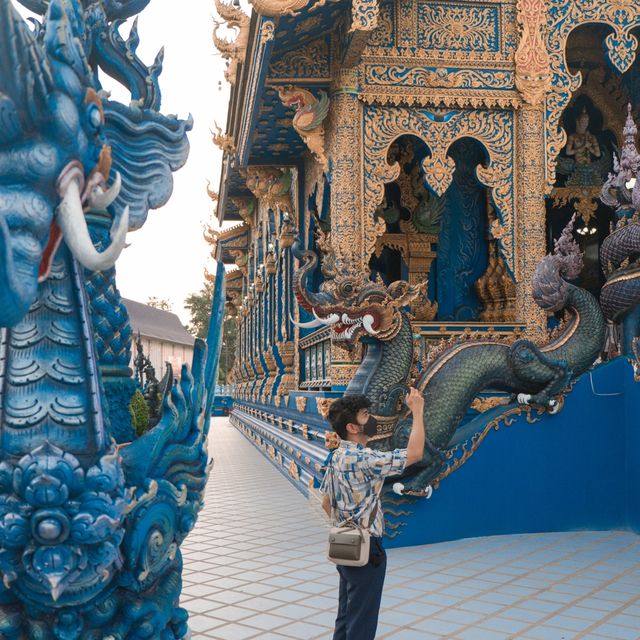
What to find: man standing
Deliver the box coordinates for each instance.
[320,389,426,640]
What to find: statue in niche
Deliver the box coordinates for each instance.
[557,104,611,188]
[566,107,601,165]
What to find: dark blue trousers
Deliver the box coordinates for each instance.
[332,537,387,640]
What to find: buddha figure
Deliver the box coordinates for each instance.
[565,108,601,165]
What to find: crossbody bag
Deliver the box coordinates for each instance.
[325,456,384,567]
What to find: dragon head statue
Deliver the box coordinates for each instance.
[0,0,191,328]
[292,228,424,345]
[0,0,125,326]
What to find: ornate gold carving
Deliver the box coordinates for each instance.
[260,20,276,41]
[242,166,292,213]
[418,2,501,52]
[316,398,336,419]
[514,0,550,105]
[327,69,366,271]
[230,198,255,228]
[350,0,379,33]
[325,431,340,449]
[364,106,516,273]
[365,1,393,47]
[551,187,601,226]
[269,40,330,79]
[250,0,324,17]
[476,243,517,322]
[277,86,329,169]
[301,424,309,439]
[211,122,236,155]
[277,341,295,367]
[279,212,296,248]
[364,66,514,90]
[263,349,277,373]
[265,249,277,275]
[295,397,308,413]
[206,181,219,204]
[471,396,511,413]
[516,105,547,336]
[287,460,300,480]
[212,0,249,85]
[229,248,249,275]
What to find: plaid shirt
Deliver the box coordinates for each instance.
[320,441,408,537]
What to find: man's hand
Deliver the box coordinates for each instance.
[322,493,331,517]
[405,388,425,466]
[405,387,424,416]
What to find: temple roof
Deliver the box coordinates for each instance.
[216,222,250,264]
[216,3,344,224]
[125,299,196,347]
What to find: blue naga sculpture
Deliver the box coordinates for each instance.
[293,217,605,495]
[0,0,224,637]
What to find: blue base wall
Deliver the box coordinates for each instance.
[385,358,638,548]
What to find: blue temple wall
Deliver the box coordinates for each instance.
[230,358,640,549]
[385,358,640,548]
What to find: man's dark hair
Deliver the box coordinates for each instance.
[327,394,371,439]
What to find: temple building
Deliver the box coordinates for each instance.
[213,0,640,546]
[124,298,196,378]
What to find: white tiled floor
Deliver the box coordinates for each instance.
[181,418,640,639]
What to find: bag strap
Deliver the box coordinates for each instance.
[326,453,385,532]
[364,478,385,530]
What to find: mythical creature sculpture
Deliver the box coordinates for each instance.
[0,1,223,637]
[277,85,329,169]
[212,0,249,86]
[599,105,640,355]
[292,218,605,494]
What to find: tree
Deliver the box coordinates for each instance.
[184,282,213,339]
[147,297,172,311]
[218,316,237,384]
[184,280,237,383]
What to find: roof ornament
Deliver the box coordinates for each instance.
[277,85,330,170]
[212,0,250,85]
[247,0,326,17]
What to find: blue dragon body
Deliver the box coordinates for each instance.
[0,1,222,637]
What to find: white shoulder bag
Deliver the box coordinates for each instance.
[325,459,384,567]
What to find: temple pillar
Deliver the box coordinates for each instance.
[326,68,366,388]
[515,104,547,338]
[514,0,550,338]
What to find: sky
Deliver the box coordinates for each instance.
[15,0,232,325]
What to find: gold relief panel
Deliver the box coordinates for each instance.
[363,1,394,50]
[295,397,308,413]
[372,0,517,63]
[363,105,516,274]
[268,39,330,80]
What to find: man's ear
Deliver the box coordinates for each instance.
[345,422,360,435]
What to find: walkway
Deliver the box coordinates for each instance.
[181,418,640,640]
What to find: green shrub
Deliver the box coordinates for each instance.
[129,390,150,438]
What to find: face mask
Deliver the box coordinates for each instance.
[362,416,378,438]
